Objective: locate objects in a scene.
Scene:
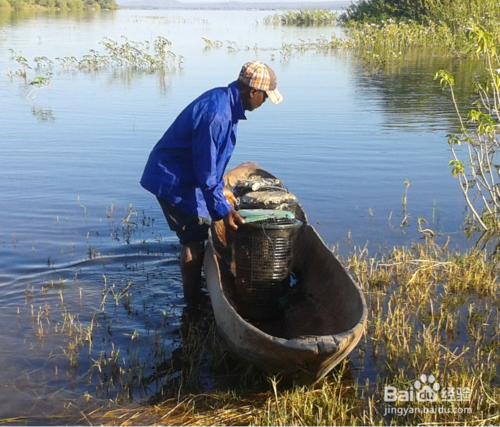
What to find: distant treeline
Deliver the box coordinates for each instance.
[342,0,499,29]
[0,0,117,10]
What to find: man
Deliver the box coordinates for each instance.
[140,61,283,302]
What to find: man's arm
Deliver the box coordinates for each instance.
[191,112,232,221]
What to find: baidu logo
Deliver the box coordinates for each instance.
[413,374,440,402]
[383,373,472,417]
[384,373,470,403]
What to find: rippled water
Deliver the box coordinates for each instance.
[0,7,483,421]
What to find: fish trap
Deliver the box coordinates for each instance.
[233,213,302,320]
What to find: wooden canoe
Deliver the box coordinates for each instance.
[204,164,367,384]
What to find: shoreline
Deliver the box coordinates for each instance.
[116,0,352,11]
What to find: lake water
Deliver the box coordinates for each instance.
[0,6,483,422]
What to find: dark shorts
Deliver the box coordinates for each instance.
[157,197,210,245]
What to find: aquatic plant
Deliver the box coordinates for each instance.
[201,37,223,50]
[97,36,182,71]
[7,36,183,91]
[434,25,499,233]
[317,20,466,67]
[264,9,337,26]
[29,74,52,86]
[55,36,183,72]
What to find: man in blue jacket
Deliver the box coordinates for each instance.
[141,61,283,302]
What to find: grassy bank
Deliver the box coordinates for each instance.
[87,240,498,426]
[339,0,499,59]
[0,0,117,12]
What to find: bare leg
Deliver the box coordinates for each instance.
[180,241,205,302]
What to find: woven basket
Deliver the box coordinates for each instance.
[234,217,302,320]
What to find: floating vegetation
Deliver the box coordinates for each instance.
[29,74,52,86]
[264,9,337,26]
[7,53,31,79]
[201,36,329,64]
[201,37,224,50]
[95,36,182,72]
[201,37,258,55]
[63,36,183,72]
[7,36,183,86]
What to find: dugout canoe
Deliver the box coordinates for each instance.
[204,164,368,384]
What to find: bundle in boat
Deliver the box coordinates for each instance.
[239,190,300,217]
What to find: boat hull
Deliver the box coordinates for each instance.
[205,222,367,383]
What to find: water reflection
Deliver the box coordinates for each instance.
[352,49,484,132]
[0,7,115,28]
[31,105,55,121]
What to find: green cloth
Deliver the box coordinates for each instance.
[238,209,295,223]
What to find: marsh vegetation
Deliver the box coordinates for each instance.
[8,36,182,77]
[264,10,337,26]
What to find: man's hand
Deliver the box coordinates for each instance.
[223,188,238,207]
[223,209,245,231]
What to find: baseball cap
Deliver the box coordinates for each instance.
[238,61,283,104]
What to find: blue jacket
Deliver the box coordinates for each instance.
[141,81,246,221]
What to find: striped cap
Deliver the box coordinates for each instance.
[238,61,283,104]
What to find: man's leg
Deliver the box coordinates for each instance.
[157,197,209,302]
[180,241,205,301]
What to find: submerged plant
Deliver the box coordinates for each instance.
[201,37,223,50]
